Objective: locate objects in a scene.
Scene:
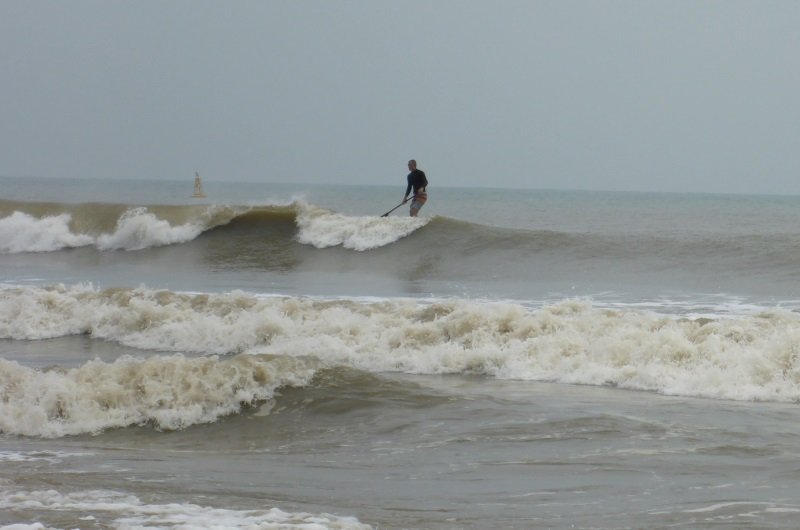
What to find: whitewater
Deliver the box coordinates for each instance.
[0,199,428,254]
[4,283,800,439]
[3,176,800,529]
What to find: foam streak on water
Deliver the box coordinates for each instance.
[0,489,371,530]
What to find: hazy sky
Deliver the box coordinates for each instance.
[1,1,798,194]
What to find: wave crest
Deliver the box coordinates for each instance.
[5,285,800,405]
[0,211,94,252]
[0,204,243,254]
[95,207,206,250]
[0,353,318,437]
[295,202,428,251]
[0,200,430,254]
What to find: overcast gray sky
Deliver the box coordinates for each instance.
[1,1,798,194]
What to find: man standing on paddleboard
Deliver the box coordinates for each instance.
[403,159,428,217]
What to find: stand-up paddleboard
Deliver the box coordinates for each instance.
[192,172,207,198]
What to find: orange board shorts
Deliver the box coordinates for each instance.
[410,191,427,212]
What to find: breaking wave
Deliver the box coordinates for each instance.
[3,283,800,438]
[0,353,318,437]
[0,199,429,254]
[4,198,800,282]
[295,202,427,251]
[0,211,94,253]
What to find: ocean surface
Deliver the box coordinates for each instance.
[3,175,800,529]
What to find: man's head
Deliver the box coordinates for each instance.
[408,160,417,171]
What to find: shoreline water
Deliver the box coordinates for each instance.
[3,372,800,529]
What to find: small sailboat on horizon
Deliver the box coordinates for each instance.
[192,172,207,198]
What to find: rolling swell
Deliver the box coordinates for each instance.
[3,198,800,281]
[207,212,800,281]
[0,198,596,257]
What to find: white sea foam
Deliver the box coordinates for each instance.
[0,352,318,437]
[0,451,92,463]
[0,208,210,253]
[95,207,205,251]
[4,284,800,413]
[0,488,371,530]
[0,212,93,253]
[0,202,426,254]
[0,523,55,530]
[295,202,428,250]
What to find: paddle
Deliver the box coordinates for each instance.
[380,195,415,217]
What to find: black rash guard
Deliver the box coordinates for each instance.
[405,169,428,197]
